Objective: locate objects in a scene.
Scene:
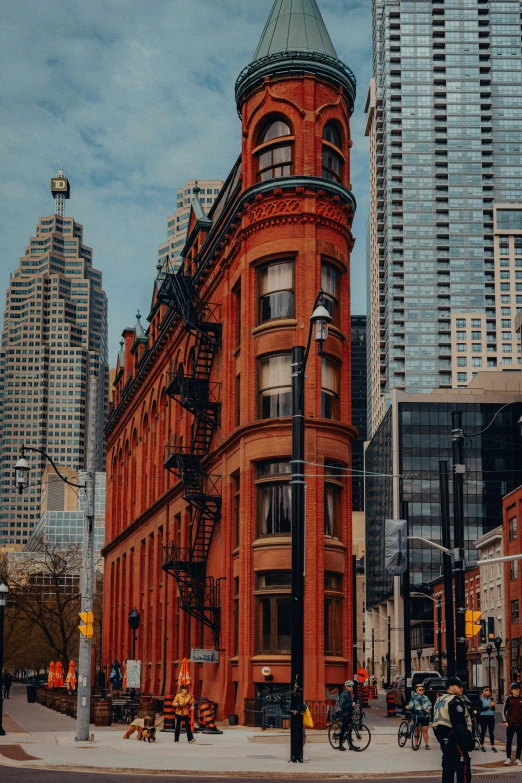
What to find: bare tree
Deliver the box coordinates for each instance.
[0,540,83,669]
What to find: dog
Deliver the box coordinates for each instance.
[140,724,156,743]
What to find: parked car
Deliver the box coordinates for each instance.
[422,676,447,711]
[390,671,442,713]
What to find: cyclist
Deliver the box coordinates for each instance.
[338,680,354,751]
[407,683,432,750]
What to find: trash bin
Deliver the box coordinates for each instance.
[228,714,239,726]
[27,685,37,703]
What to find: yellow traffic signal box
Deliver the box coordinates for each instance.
[78,611,94,638]
[465,610,481,638]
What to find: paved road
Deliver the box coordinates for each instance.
[0,771,450,783]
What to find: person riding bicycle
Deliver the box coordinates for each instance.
[407,683,432,750]
[338,680,354,751]
[432,677,473,783]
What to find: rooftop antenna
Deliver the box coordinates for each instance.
[50,169,70,217]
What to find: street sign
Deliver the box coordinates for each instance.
[126,660,141,689]
[190,648,219,663]
[356,667,369,683]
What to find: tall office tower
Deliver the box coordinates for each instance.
[351,316,367,512]
[365,0,522,436]
[157,179,223,270]
[0,171,108,550]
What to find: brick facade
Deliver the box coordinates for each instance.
[102,10,357,720]
[504,486,522,684]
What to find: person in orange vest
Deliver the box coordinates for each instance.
[173,684,196,744]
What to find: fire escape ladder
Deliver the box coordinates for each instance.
[160,269,222,648]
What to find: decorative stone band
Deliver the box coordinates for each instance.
[235,50,357,118]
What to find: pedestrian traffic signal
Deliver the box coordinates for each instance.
[78,611,94,638]
[465,610,481,638]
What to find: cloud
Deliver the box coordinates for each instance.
[0,0,371,362]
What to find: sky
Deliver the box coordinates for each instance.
[0,0,372,365]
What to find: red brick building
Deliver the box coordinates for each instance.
[504,486,522,683]
[102,1,357,719]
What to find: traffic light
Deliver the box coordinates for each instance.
[78,611,94,638]
[465,610,481,638]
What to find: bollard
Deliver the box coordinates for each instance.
[386,691,397,717]
[201,699,224,735]
[161,695,176,733]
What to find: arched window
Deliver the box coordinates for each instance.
[256,118,293,182]
[322,122,343,183]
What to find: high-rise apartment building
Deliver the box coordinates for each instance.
[366,0,522,435]
[157,180,223,271]
[351,315,367,512]
[0,172,108,550]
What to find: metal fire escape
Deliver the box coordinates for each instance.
[158,270,223,648]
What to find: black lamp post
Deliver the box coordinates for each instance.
[128,609,140,660]
[494,637,503,703]
[417,648,423,671]
[0,581,9,737]
[486,644,493,692]
[290,290,332,764]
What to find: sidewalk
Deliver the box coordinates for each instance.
[0,686,509,778]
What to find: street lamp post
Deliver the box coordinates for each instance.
[128,609,140,660]
[494,637,503,704]
[417,648,422,671]
[486,644,493,692]
[290,291,332,764]
[0,581,9,737]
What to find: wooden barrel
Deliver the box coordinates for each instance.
[60,694,69,714]
[94,699,112,727]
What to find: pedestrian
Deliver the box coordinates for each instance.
[478,687,497,753]
[173,684,196,744]
[338,680,354,751]
[432,676,473,783]
[407,683,432,749]
[502,681,522,766]
[2,671,12,700]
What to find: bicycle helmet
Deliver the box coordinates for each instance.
[344,680,354,687]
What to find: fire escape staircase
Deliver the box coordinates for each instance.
[158,271,223,648]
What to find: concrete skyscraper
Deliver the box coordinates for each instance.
[366,0,522,435]
[0,171,108,550]
[157,179,223,271]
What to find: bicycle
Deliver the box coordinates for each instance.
[397,711,425,751]
[328,712,371,752]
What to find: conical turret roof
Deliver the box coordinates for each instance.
[253,0,337,61]
[235,0,355,117]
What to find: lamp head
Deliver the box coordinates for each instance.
[128,608,140,631]
[494,636,502,652]
[310,291,332,355]
[417,648,423,658]
[0,580,9,608]
[486,643,493,654]
[14,453,30,494]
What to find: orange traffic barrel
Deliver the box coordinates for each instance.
[161,695,176,733]
[386,690,397,718]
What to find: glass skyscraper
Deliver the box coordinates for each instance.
[366,0,522,436]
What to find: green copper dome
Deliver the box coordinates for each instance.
[236,0,355,116]
[253,0,338,61]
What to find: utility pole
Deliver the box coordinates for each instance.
[439,460,455,676]
[387,616,391,688]
[452,413,467,685]
[437,598,443,674]
[290,345,305,764]
[402,501,412,705]
[371,627,375,680]
[75,372,98,742]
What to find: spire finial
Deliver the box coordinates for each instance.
[136,310,141,321]
[120,339,124,348]
[193,181,200,196]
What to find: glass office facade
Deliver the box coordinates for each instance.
[366,400,522,609]
[368,0,522,431]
